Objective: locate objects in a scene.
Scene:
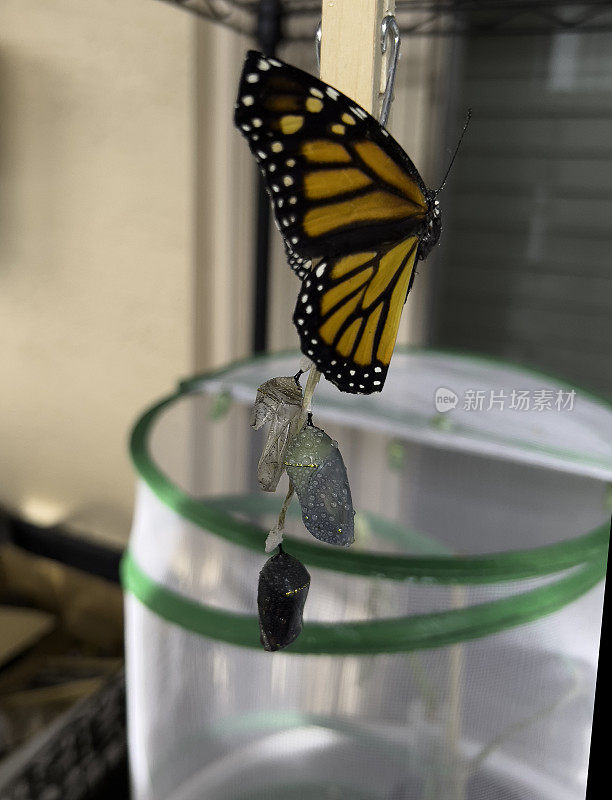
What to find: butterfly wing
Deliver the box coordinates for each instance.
[294,236,420,393]
[234,51,431,271]
[235,50,439,394]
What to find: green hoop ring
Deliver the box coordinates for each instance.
[123,349,609,653]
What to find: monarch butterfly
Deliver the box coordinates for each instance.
[235,50,442,394]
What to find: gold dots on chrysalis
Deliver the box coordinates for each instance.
[306,97,323,113]
[271,141,283,153]
[341,113,356,125]
[331,124,346,135]
[280,115,304,134]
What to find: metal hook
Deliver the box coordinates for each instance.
[380,14,400,126]
[315,15,400,124]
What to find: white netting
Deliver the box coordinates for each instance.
[124,351,609,800]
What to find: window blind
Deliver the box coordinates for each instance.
[431,31,612,400]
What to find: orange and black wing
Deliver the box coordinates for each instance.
[234,51,431,274]
[294,236,420,393]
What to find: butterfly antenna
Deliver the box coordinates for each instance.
[436,108,472,194]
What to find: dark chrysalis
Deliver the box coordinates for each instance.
[284,423,355,547]
[257,548,310,651]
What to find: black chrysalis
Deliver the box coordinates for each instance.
[257,548,310,651]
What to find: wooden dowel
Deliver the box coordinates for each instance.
[320,0,396,115]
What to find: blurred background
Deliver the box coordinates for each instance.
[1,1,610,798]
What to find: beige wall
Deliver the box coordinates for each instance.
[0,0,194,544]
[194,23,255,371]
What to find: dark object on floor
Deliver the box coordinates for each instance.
[0,671,128,800]
[2,510,122,585]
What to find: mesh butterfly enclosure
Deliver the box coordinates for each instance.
[122,350,609,800]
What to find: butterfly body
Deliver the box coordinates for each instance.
[235,51,441,394]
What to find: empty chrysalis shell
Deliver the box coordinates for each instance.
[284,424,355,547]
[250,376,303,492]
[257,549,310,651]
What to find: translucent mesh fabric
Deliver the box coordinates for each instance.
[126,596,598,800]
[124,351,608,800]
